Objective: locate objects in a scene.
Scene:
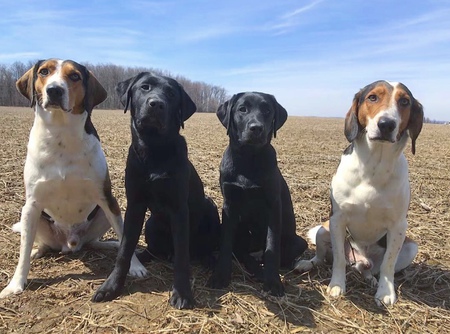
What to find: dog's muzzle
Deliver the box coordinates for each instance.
[242,123,267,146]
[45,84,66,110]
[137,99,167,130]
[372,117,397,142]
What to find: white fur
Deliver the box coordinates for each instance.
[0,66,147,298]
[296,82,418,307]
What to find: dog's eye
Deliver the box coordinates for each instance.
[39,68,49,76]
[399,98,410,106]
[69,73,81,81]
[141,84,150,91]
[367,94,378,102]
[262,107,272,114]
[238,106,247,113]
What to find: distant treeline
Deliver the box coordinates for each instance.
[423,117,447,124]
[0,61,228,113]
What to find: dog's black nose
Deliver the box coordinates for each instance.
[46,85,64,100]
[377,117,396,134]
[148,99,165,110]
[249,123,263,135]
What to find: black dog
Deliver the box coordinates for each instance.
[92,72,220,309]
[208,92,307,296]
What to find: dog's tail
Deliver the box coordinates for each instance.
[307,225,322,246]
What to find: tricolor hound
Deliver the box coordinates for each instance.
[0,59,147,299]
[295,80,423,306]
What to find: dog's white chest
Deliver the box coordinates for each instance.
[25,112,107,225]
[331,149,410,243]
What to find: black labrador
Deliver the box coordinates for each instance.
[208,92,307,296]
[92,72,220,309]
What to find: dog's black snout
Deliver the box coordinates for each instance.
[249,123,264,135]
[46,85,64,100]
[148,99,165,110]
[377,117,396,134]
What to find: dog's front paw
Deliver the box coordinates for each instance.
[375,284,397,306]
[327,284,345,298]
[0,280,25,298]
[263,276,285,297]
[207,272,230,290]
[92,278,124,303]
[169,287,194,309]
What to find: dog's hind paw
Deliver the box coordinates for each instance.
[294,259,315,273]
[169,287,195,309]
[11,222,21,233]
[128,256,148,278]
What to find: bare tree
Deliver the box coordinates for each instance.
[0,61,228,113]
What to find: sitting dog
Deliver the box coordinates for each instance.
[92,72,220,309]
[295,80,423,306]
[0,59,147,299]
[208,92,308,296]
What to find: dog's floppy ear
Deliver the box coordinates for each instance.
[344,90,363,142]
[116,72,146,113]
[217,93,243,135]
[177,83,197,129]
[408,98,424,155]
[16,60,44,108]
[83,70,107,113]
[269,94,288,138]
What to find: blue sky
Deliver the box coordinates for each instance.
[1,0,449,120]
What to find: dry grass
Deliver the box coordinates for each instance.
[0,107,449,333]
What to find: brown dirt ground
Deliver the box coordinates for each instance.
[0,107,449,333]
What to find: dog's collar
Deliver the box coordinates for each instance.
[41,205,100,223]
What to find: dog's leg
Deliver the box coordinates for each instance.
[99,197,147,278]
[327,216,347,298]
[12,219,55,259]
[168,205,194,309]
[263,200,284,297]
[394,237,418,272]
[0,201,41,298]
[92,201,147,302]
[88,240,120,250]
[207,202,238,289]
[295,225,330,272]
[375,220,407,306]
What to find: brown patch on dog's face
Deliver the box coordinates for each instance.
[356,82,394,128]
[344,80,423,153]
[33,59,60,108]
[60,61,86,114]
[394,85,414,135]
[16,59,106,114]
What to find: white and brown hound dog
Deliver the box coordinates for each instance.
[0,59,147,298]
[295,80,423,306]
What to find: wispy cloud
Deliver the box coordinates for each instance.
[267,0,324,34]
[282,0,324,19]
[0,52,40,61]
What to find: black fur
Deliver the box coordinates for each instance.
[208,92,307,296]
[92,72,220,309]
